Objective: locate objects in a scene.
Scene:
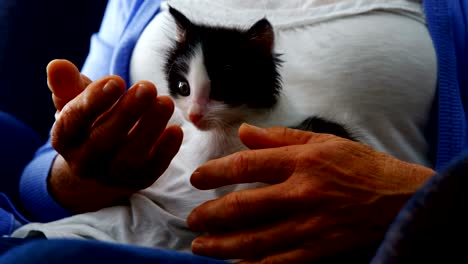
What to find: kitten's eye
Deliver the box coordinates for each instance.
[177,81,190,96]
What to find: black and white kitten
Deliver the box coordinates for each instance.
[165,7,354,143]
[165,7,282,131]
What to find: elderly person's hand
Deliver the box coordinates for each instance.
[47,59,183,213]
[187,124,434,263]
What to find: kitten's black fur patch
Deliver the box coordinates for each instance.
[165,7,282,108]
[293,117,356,141]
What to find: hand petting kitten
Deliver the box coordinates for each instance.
[188,124,435,263]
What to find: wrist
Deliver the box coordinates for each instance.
[48,155,134,213]
[384,156,435,194]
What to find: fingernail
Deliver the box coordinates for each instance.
[45,59,59,75]
[103,79,120,94]
[190,170,209,190]
[157,97,169,108]
[54,110,61,120]
[191,169,200,179]
[242,123,266,133]
[46,61,52,75]
[191,238,206,252]
[135,83,155,100]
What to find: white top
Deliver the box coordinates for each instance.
[168,0,425,28]
[13,0,436,254]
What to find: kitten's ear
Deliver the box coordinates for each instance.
[246,18,275,53]
[168,6,192,43]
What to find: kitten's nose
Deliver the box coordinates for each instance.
[189,113,203,123]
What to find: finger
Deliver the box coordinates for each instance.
[193,214,381,262]
[190,146,297,190]
[47,59,93,110]
[191,221,303,260]
[107,94,182,189]
[51,77,126,153]
[237,230,381,264]
[238,245,379,264]
[103,125,183,189]
[144,125,184,183]
[189,168,389,233]
[237,249,317,264]
[98,95,173,187]
[239,123,333,150]
[82,81,158,156]
[112,95,175,162]
[126,96,175,151]
[188,184,304,232]
[191,213,330,260]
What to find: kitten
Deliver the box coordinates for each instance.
[165,7,281,130]
[165,6,354,144]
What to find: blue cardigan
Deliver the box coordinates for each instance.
[9,0,468,230]
[424,0,468,171]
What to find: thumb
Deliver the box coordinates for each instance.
[47,59,92,111]
[239,123,326,149]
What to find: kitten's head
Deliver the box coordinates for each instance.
[165,7,282,131]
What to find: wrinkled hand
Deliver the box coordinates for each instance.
[47,59,183,213]
[187,124,434,263]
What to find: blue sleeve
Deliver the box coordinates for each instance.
[19,141,70,222]
[18,0,139,222]
[423,0,468,170]
[81,0,143,80]
[371,151,468,263]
